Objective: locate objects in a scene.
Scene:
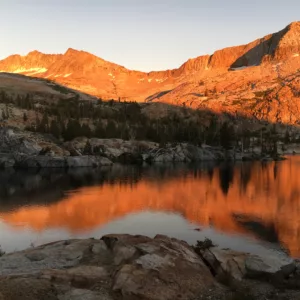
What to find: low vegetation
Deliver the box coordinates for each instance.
[194,238,216,251]
[0,90,299,155]
[0,246,5,257]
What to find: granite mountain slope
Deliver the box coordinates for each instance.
[0,21,299,124]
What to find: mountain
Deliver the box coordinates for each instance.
[0,21,299,124]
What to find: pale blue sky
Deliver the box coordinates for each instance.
[0,0,298,71]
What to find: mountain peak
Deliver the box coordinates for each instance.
[27,50,42,56]
[288,21,300,28]
[64,48,97,57]
[282,21,300,35]
[0,22,298,111]
[63,48,103,62]
[64,48,81,56]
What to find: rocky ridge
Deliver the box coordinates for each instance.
[0,22,299,124]
[0,234,300,300]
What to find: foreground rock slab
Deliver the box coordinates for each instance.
[0,235,214,300]
[1,235,300,300]
[199,246,296,281]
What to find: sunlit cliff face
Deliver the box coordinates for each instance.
[0,22,299,122]
[1,157,300,256]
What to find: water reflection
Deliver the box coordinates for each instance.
[0,157,300,257]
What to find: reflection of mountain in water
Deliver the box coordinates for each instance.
[1,157,300,256]
[233,214,279,243]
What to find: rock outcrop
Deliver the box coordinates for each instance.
[65,137,268,164]
[0,235,215,300]
[0,128,283,168]
[0,235,300,300]
[0,128,113,168]
[198,246,295,282]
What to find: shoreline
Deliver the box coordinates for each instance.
[0,127,291,169]
[0,152,287,169]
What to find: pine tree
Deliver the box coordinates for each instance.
[49,119,60,138]
[5,104,9,119]
[205,117,218,145]
[63,119,81,141]
[1,109,6,120]
[284,130,290,144]
[95,122,105,138]
[16,95,22,107]
[220,122,234,150]
[81,123,92,138]
[37,113,49,133]
[105,120,118,138]
[23,112,28,122]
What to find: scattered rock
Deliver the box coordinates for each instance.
[16,156,66,168]
[66,156,112,168]
[245,254,295,279]
[199,246,296,282]
[0,128,284,169]
[201,247,247,280]
[0,155,15,168]
[65,138,277,163]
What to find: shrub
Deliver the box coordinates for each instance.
[0,246,5,257]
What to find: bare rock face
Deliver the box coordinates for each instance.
[199,246,296,282]
[111,235,214,299]
[1,235,300,300]
[0,128,113,168]
[177,55,210,73]
[65,138,229,163]
[0,22,299,125]
[0,50,61,73]
[0,235,215,300]
[0,128,42,155]
[274,22,300,61]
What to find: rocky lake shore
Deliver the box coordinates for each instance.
[0,234,300,300]
[1,127,300,299]
[0,127,289,169]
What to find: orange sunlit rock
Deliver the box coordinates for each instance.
[0,22,299,123]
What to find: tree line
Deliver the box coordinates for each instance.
[0,90,297,154]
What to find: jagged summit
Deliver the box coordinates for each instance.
[64,48,80,55]
[289,21,300,28]
[0,21,298,74]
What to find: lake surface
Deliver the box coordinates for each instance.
[1,156,300,257]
